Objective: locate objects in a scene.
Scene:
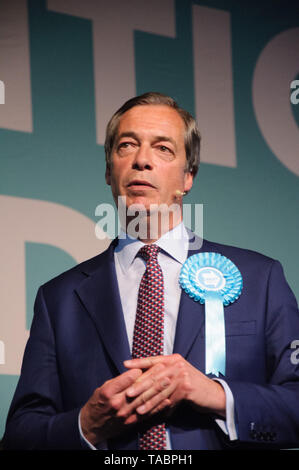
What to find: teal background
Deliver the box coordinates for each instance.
[0,0,298,439]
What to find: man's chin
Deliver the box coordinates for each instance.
[116,194,182,218]
[124,197,158,213]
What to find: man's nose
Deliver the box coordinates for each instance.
[132,144,153,170]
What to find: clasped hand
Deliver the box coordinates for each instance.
[80,354,226,445]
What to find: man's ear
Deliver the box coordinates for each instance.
[105,165,111,186]
[184,171,193,194]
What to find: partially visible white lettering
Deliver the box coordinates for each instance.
[0,341,5,365]
[290,80,299,105]
[0,195,109,375]
[0,0,32,131]
[253,28,299,176]
[0,81,4,104]
[193,5,236,167]
[148,454,192,464]
[95,197,203,250]
[47,0,175,144]
[290,340,299,365]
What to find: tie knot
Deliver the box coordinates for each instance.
[139,244,160,262]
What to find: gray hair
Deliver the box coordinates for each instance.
[104,92,201,177]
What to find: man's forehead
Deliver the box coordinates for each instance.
[116,104,185,137]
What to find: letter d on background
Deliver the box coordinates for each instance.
[0,195,110,375]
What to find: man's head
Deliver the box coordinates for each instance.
[105,92,201,178]
[104,92,200,239]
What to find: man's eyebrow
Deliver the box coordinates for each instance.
[116,131,139,143]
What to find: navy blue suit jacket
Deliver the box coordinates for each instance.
[4,236,299,449]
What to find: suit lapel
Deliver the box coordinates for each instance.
[173,290,205,358]
[173,233,206,359]
[75,242,131,375]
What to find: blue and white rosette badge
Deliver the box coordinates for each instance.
[179,252,243,376]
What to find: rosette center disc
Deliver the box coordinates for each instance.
[195,267,226,291]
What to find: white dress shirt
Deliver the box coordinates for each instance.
[79,223,237,448]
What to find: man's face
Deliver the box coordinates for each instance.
[106,104,193,214]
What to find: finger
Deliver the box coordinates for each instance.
[103,368,142,397]
[136,381,177,415]
[124,356,165,369]
[135,362,186,413]
[124,354,183,370]
[126,363,165,397]
[124,412,139,426]
[123,398,171,426]
[163,372,191,409]
[117,374,170,420]
[111,367,164,417]
[126,376,156,399]
[149,398,172,416]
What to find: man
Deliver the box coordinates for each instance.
[3,92,299,450]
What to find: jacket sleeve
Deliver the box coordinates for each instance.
[3,286,84,450]
[225,260,299,447]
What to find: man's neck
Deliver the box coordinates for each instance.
[125,211,183,244]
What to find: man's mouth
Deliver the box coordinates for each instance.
[127,180,155,189]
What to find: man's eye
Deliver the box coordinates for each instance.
[117,142,135,152]
[158,145,172,153]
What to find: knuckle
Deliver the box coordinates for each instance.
[176,359,186,371]
[142,391,149,403]
[181,379,192,394]
[183,370,189,379]
[116,408,129,419]
[98,384,110,401]
[126,370,139,384]
[158,378,170,392]
[109,396,122,411]
[153,363,165,373]
[173,353,182,361]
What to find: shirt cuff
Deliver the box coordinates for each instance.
[212,378,238,441]
[78,409,108,450]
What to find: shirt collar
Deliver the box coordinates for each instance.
[114,222,189,273]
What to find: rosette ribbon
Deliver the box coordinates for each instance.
[179,252,243,376]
